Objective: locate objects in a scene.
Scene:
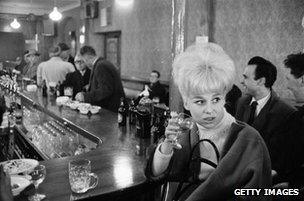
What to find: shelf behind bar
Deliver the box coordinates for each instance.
[14,124,49,160]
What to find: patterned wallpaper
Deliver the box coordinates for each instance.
[213,0,304,99]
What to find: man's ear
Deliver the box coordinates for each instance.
[257,77,266,86]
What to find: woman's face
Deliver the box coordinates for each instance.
[184,92,226,129]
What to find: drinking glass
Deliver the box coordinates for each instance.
[152,97,160,104]
[69,159,98,194]
[28,165,46,201]
[64,87,73,98]
[169,112,194,149]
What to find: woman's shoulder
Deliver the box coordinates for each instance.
[226,121,267,151]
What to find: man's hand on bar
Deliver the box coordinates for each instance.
[75,92,85,102]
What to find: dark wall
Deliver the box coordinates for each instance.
[0,17,36,40]
[0,31,24,62]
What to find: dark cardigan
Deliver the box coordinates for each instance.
[145,121,272,201]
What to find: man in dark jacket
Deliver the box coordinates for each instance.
[62,54,91,99]
[75,46,125,112]
[137,70,167,105]
[148,70,167,103]
[235,56,297,183]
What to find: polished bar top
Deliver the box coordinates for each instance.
[19,90,154,201]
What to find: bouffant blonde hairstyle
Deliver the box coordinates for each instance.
[172,42,235,100]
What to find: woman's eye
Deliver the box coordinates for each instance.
[212,97,221,103]
[195,100,205,105]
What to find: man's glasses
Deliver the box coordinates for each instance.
[75,60,84,64]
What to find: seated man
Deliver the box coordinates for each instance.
[281,53,304,187]
[284,52,304,103]
[137,70,167,104]
[224,84,242,116]
[235,56,296,183]
[61,54,91,99]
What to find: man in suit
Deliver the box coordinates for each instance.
[75,46,125,112]
[284,52,304,103]
[137,70,167,105]
[61,54,91,99]
[235,56,296,182]
[224,84,242,116]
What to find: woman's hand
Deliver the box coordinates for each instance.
[160,118,180,154]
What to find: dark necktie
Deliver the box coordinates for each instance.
[248,101,258,125]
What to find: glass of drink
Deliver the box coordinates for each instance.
[152,97,160,104]
[64,87,73,98]
[169,112,194,149]
[69,159,98,193]
[28,165,46,201]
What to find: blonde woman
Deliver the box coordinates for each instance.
[145,43,272,201]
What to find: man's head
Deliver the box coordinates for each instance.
[57,43,70,61]
[284,52,304,79]
[241,56,277,96]
[150,70,160,84]
[25,49,40,64]
[80,46,97,68]
[74,54,87,72]
[23,50,30,64]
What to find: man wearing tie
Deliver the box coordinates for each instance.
[235,56,296,183]
[75,46,125,112]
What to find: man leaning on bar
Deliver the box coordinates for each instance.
[75,46,125,113]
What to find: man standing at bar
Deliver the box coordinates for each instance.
[235,56,296,183]
[75,46,125,112]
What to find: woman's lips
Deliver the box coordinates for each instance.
[203,117,215,122]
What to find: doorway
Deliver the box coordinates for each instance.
[104,31,121,72]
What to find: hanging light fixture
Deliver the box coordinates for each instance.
[49,7,62,21]
[49,0,62,21]
[10,18,21,29]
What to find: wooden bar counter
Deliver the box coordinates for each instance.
[17,90,157,201]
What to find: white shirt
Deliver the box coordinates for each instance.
[250,92,271,116]
[37,57,75,86]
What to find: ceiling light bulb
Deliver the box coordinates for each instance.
[116,0,134,7]
[49,7,62,21]
[10,18,21,29]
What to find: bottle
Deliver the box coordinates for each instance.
[56,81,61,97]
[128,99,136,125]
[42,80,47,97]
[150,114,161,143]
[118,98,126,126]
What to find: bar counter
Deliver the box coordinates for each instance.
[17,90,156,201]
